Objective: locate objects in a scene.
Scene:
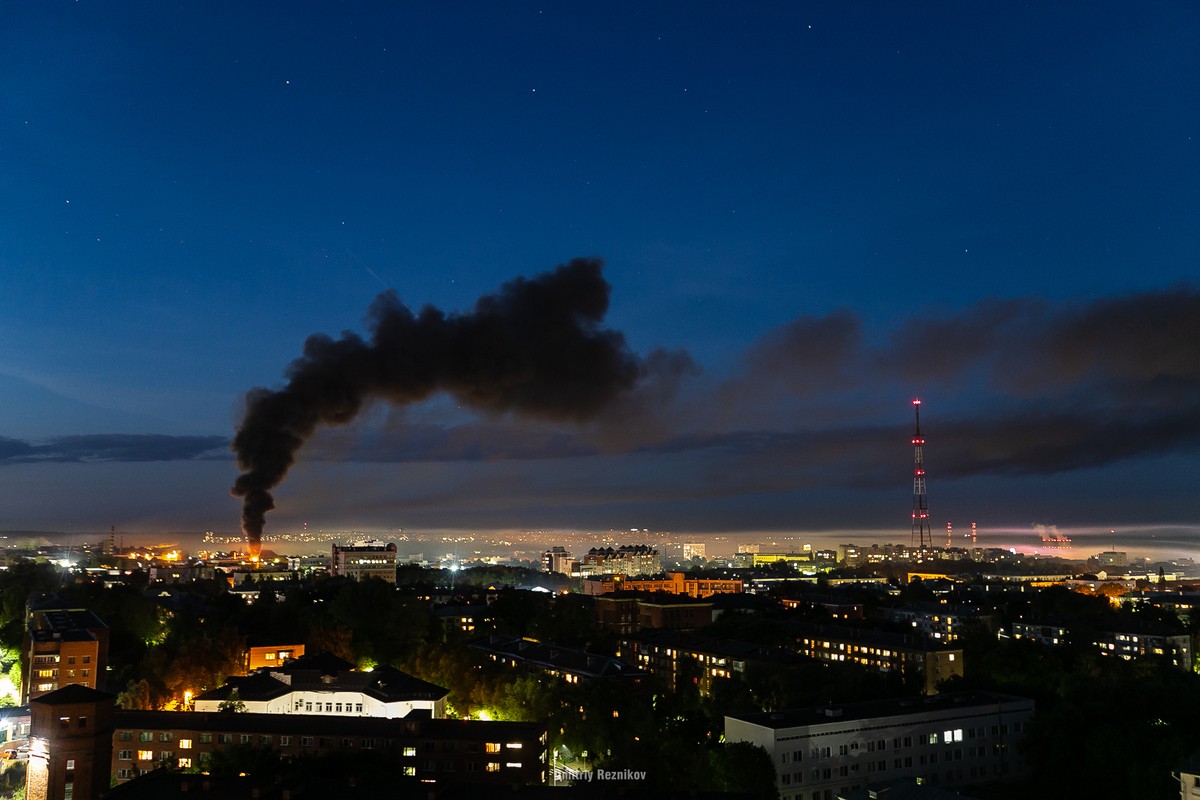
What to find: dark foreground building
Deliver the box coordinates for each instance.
[26,686,545,800]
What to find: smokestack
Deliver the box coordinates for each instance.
[231,258,642,555]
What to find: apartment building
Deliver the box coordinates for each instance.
[787,623,963,696]
[469,635,644,684]
[618,629,805,695]
[330,541,398,583]
[579,545,661,577]
[25,684,546,798]
[582,571,743,598]
[594,593,714,634]
[22,600,109,702]
[726,691,1034,800]
[875,603,996,643]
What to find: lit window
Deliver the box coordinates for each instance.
[403,747,417,757]
[486,762,500,772]
[506,743,523,749]
[506,762,522,768]
[137,751,153,761]
[485,743,501,753]
[180,739,192,749]
[178,758,192,768]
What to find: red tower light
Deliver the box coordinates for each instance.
[910,399,930,553]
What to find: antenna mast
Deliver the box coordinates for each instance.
[911,399,930,553]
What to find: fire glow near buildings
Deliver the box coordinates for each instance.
[13,383,1200,799]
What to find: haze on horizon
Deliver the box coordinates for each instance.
[1,3,1198,559]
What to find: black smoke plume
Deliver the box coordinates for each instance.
[231,258,642,556]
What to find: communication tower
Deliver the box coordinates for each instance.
[910,399,931,552]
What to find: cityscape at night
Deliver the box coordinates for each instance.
[2,2,1199,799]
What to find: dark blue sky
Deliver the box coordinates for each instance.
[2,2,1198,551]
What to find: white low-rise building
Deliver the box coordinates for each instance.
[194,652,448,718]
[725,691,1034,800]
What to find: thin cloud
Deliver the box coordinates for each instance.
[0,434,228,465]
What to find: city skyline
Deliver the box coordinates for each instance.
[2,3,1199,552]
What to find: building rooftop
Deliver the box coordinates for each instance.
[597,591,714,606]
[30,684,114,707]
[470,635,644,680]
[194,661,448,706]
[625,630,805,665]
[785,621,961,652]
[727,691,1033,730]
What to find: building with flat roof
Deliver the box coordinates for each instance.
[1176,756,1200,800]
[22,600,109,703]
[1095,622,1192,670]
[26,684,114,800]
[787,623,963,696]
[875,603,996,643]
[619,629,805,695]
[470,635,644,684]
[594,592,716,635]
[331,540,398,583]
[582,571,743,598]
[542,546,575,575]
[725,691,1034,800]
[243,637,304,672]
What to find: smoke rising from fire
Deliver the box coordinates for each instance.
[231,259,642,555]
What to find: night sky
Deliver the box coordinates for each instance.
[2,3,1198,552]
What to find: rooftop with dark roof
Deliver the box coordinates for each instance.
[30,684,114,706]
[194,660,448,706]
[624,629,805,665]
[470,635,644,680]
[727,691,1033,730]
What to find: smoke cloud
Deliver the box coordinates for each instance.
[231,258,642,555]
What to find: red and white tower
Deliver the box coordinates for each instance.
[911,399,931,552]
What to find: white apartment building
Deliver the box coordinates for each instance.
[725,691,1034,800]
